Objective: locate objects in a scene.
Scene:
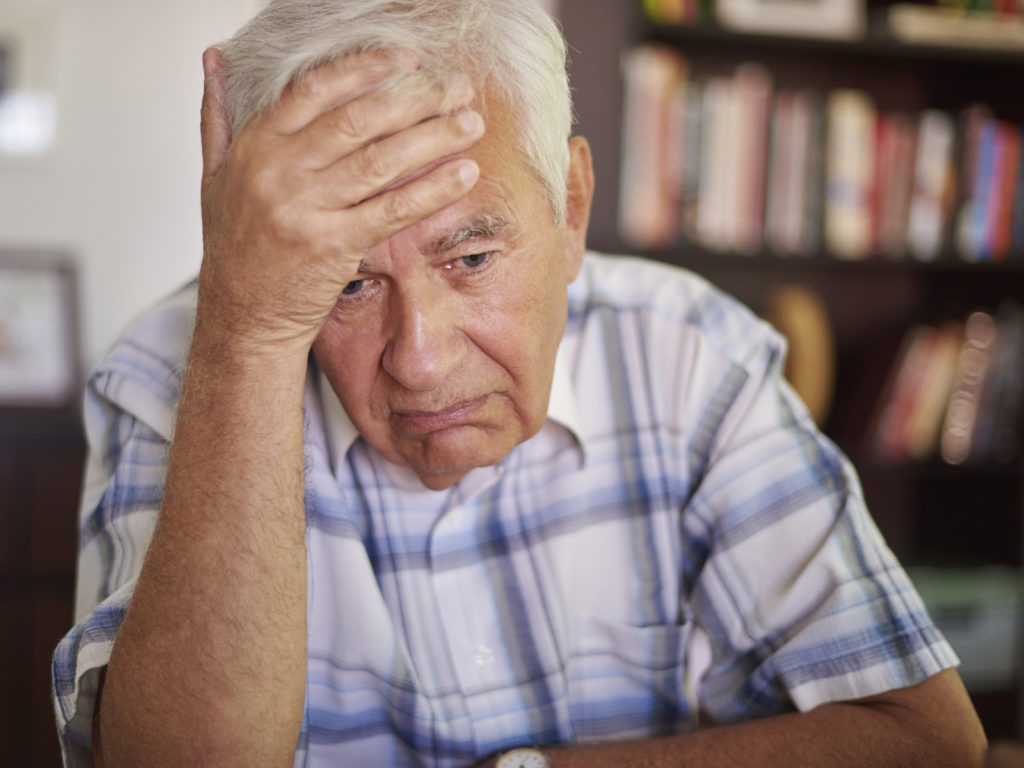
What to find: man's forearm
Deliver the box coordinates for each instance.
[494,670,986,768]
[94,323,310,767]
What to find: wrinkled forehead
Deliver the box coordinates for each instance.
[359,84,545,271]
[359,184,524,274]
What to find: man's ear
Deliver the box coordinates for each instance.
[201,48,232,184]
[561,136,594,282]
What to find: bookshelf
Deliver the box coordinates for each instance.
[0,409,85,768]
[560,0,1024,741]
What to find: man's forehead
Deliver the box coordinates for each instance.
[361,204,520,272]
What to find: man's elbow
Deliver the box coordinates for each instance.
[857,668,988,767]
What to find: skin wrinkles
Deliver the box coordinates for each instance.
[313,84,589,491]
[429,211,519,255]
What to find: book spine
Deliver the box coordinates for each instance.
[733,63,773,254]
[991,121,1021,261]
[871,325,938,463]
[679,81,704,243]
[618,45,688,248]
[954,104,994,261]
[1012,125,1024,260]
[696,75,733,250]
[907,109,955,261]
[825,89,876,259]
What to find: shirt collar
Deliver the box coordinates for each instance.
[317,340,584,469]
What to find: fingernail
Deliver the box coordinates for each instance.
[457,160,479,185]
[458,110,482,134]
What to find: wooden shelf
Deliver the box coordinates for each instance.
[644,18,1024,68]
[562,0,1024,740]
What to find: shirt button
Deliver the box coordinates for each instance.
[472,644,495,667]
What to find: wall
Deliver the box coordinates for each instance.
[0,0,260,367]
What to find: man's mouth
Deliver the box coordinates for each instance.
[391,395,488,435]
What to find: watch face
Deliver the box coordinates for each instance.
[496,747,550,768]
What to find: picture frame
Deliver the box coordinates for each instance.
[0,250,79,409]
[715,0,866,40]
[0,11,57,160]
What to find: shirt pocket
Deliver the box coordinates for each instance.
[565,613,695,742]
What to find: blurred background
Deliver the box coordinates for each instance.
[1,0,1022,764]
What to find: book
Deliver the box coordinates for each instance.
[953,104,994,261]
[990,122,1021,261]
[679,79,704,243]
[696,74,734,250]
[885,113,917,258]
[767,89,817,256]
[903,322,963,460]
[907,109,956,261]
[802,93,828,255]
[970,117,1003,261]
[888,4,1024,49]
[618,45,689,248]
[766,90,796,254]
[824,89,876,259]
[871,324,941,463]
[1012,126,1024,260]
[733,63,773,254]
[871,112,917,258]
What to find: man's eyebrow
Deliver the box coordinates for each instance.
[429,213,518,255]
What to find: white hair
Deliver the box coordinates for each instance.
[218,0,573,222]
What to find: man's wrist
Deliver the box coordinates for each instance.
[493,746,552,768]
[189,305,315,374]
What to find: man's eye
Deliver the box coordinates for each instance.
[459,252,491,269]
[341,279,365,296]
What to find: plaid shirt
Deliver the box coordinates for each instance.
[53,252,956,767]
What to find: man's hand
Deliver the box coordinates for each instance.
[94,49,485,768]
[198,47,485,355]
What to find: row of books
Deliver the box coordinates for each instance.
[618,44,1024,262]
[869,302,1024,465]
[888,3,1024,50]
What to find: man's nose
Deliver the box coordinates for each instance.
[382,281,465,392]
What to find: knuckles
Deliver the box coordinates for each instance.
[355,139,392,184]
[380,186,416,226]
[332,99,372,143]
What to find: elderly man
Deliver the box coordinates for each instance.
[54,1,985,766]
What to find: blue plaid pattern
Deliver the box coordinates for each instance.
[53,253,956,767]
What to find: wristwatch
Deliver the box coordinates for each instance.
[495,747,551,767]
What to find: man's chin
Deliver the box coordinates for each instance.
[415,469,472,492]
[397,428,517,491]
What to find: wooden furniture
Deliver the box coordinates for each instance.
[1,408,85,767]
[561,0,1024,740]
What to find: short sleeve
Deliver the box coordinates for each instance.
[686,329,958,722]
[52,291,189,766]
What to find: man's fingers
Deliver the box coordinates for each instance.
[266,50,419,136]
[335,158,480,254]
[312,108,484,208]
[294,72,474,171]
[200,47,231,181]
